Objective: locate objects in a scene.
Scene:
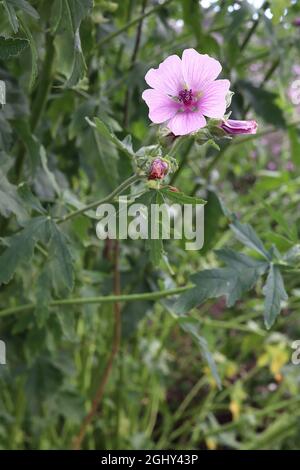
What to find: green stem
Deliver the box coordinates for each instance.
[57,174,140,224]
[98,0,174,48]
[201,317,266,336]
[0,286,192,319]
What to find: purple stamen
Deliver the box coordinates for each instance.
[178,89,193,106]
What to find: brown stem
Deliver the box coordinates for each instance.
[73,241,121,450]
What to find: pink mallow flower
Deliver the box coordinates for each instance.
[221,119,257,135]
[142,48,230,136]
[148,158,169,180]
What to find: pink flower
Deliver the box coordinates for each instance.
[221,119,258,135]
[142,49,230,136]
[148,158,168,180]
[293,18,300,26]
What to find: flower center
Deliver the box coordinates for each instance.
[178,88,193,106]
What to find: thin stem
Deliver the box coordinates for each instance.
[0,286,192,319]
[98,0,174,48]
[57,174,140,224]
[240,1,268,52]
[200,317,266,336]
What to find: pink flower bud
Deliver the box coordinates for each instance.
[293,18,300,26]
[148,158,169,180]
[221,119,258,135]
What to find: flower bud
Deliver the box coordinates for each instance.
[221,119,258,135]
[148,158,169,180]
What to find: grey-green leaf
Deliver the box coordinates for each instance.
[48,221,74,292]
[160,188,206,206]
[88,117,136,159]
[0,169,28,225]
[263,264,288,329]
[230,216,271,260]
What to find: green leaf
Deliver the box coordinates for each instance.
[34,265,52,327]
[283,245,300,266]
[14,119,40,172]
[174,249,268,315]
[179,319,221,389]
[3,1,19,33]
[263,264,288,329]
[40,146,62,197]
[48,221,74,292]
[52,0,93,34]
[88,117,136,159]
[17,182,46,215]
[216,248,268,275]
[0,169,28,225]
[0,216,49,285]
[6,0,39,19]
[229,216,271,261]
[180,0,203,44]
[65,29,86,87]
[51,0,93,87]
[0,36,28,59]
[160,188,206,206]
[19,17,38,89]
[202,190,223,254]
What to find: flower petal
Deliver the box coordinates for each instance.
[142,89,179,123]
[200,79,230,118]
[182,48,222,91]
[168,111,206,136]
[221,119,258,135]
[144,55,184,95]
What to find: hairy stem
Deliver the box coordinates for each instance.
[0,286,191,319]
[57,174,140,224]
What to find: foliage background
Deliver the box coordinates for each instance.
[1,0,300,450]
